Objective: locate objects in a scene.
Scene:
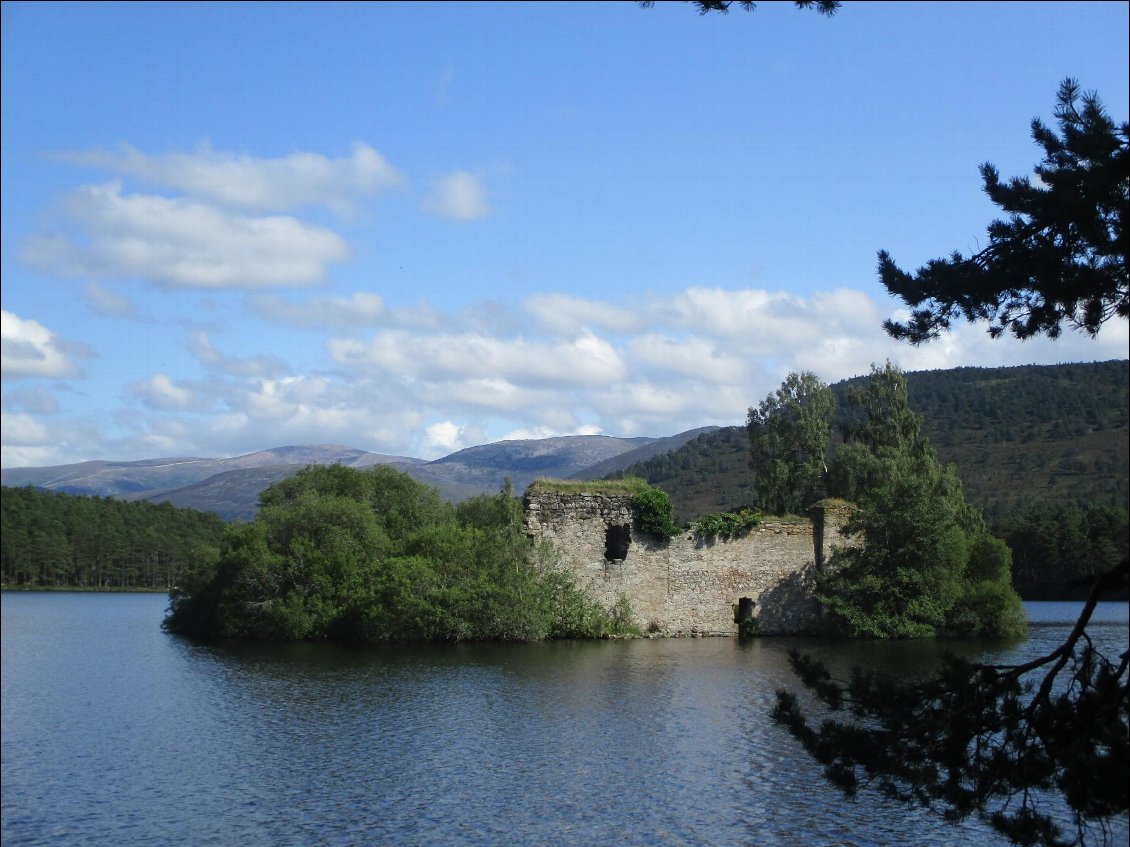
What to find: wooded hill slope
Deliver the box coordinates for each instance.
[609,361,1129,599]
[612,360,1128,525]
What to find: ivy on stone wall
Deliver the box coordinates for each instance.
[692,508,762,540]
[631,486,681,541]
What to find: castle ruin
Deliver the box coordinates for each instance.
[523,487,854,636]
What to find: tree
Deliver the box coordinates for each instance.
[776,81,1130,846]
[821,363,1025,640]
[774,561,1128,847]
[164,465,639,643]
[639,1,841,17]
[881,79,1129,343]
[747,371,836,515]
[837,359,923,455]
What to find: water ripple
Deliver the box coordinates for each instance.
[3,594,1127,847]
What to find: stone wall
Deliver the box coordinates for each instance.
[524,489,853,636]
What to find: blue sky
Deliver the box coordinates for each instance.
[2,1,1128,466]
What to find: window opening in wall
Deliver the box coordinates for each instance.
[605,524,631,561]
[735,597,755,623]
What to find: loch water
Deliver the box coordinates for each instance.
[2,592,1127,847]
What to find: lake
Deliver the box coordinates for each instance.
[2,592,1127,847]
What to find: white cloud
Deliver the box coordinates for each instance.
[187,330,222,366]
[248,292,386,328]
[627,334,746,384]
[422,170,489,220]
[665,286,880,355]
[1,311,81,379]
[5,279,1125,469]
[421,420,468,456]
[328,329,627,386]
[24,182,349,288]
[59,141,403,213]
[895,317,1130,375]
[131,374,195,410]
[202,375,425,456]
[1,445,67,468]
[414,378,560,414]
[589,378,752,439]
[525,292,645,336]
[0,412,50,445]
[0,414,104,468]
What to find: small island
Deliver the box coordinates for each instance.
[165,364,1025,643]
[163,465,641,642]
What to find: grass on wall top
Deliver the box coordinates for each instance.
[525,477,653,496]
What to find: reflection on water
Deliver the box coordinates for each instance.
[2,593,1127,847]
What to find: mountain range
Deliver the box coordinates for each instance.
[1,429,717,522]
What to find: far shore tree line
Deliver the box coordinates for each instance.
[0,489,225,591]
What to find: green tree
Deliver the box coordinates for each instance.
[640,1,841,16]
[881,79,1128,343]
[1,486,225,590]
[838,360,923,455]
[165,465,638,643]
[776,81,1129,846]
[821,363,1025,640]
[774,564,1127,847]
[747,371,836,515]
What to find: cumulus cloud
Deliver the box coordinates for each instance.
[0,414,104,467]
[627,334,747,384]
[24,182,349,288]
[7,278,1125,469]
[422,170,489,220]
[413,377,562,415]
[874,312,1130,377]
[665,286,880,354]
[1,311,82,379]
[420,420,468,456]
[328,329,627,386]
[1,386,60,415]
[1,412,50,445]
[500,423,602,442]
[525,292,645,336]
[205,375,425,455]
[58,141,403,213]
[131,374,195,410]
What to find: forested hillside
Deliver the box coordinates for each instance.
[611,361,1129,599]
[615,361,1128,520]
[1,487,226,590]
[868,361,1129,521]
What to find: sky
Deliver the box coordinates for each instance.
[2,1,1128,467]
